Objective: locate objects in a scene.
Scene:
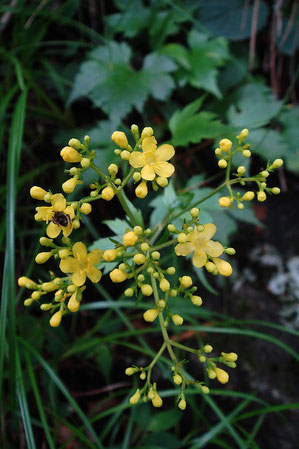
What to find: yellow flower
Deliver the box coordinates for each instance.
[34,193,75,238]
[129,136,175,181]
[175,224,224,268]
[59,242,102,286]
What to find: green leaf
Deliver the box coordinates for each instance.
[147,410,181,432]
[143,431,182,449]
[96,345,112,382]
[248,128,289,160]
[106,0,151,38]
[169,97,227,146]
[198,0,269,41]
[279,107,299,173]
[68,42,176,123]
[227,82,282,129]
[104,218,129,236]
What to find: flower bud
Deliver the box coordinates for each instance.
[80,158,90,168]
[67,284,77,293]
[242,191,255,201]
[141,284,153,296]
[172,314,183,326]
[24,298,33,307]
[35,252,53,264]
[62,177,77,194]
[218,159,227,168]
[191,295,202,306]
[103,249,118,262]
[133,253,146,265]
[151,392,163,408]
[177,233,187,243]
[72,219,80,229]
[68,292,80,312]
[133,172,141,182]
[218,197,232,208]
[109,269,128,283]
[260,170,269,178]
[221,352,238,362]
[271,187,280,194]
[80,203,92,214]
[215,367,229,384]
[151,251,160,260]
[30,186,47,200]
[143,308,159,322]
[225,247,236,255]
[178,399,186,410]
[157,299,166,309]
[205,262,216,273]
[173,374,182,385]
[242,149,251,158]
[159,278,170,292]
[120,150,130,160]
[167,267,176,275]
[239,128,249,139]
[135,181,148,198]
[108,163,118,176]
[190,207,199,218]
[257,191,266,202]
[237,166,246,176]
[31,291,42,300]
[58,249,70,259]
[60,146,82,163]
[39,237,53,246]
[111,131,129,149]
[123,231,138,247]
[68,138,81,149]
[41,282,57,292]
[180,276,192,288]
[40,303,52,311]
[156,177,168,187]
[208,369,216,379]
[129,389,141,405]
[141,127,154,139]
[271,159,283,169]
[215,148,222,156]
[200,385,210,394]
[49,310,62,327]
[124,288,134,297]
[203,344,213,353]
[102,186,115,201]
[18,276,35,288]
[140,242,149,252]
[125,367,136,376]
[219,139,232,152]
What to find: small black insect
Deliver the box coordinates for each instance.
[52,211,72,228]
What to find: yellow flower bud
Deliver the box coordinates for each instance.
[68,292,80,312]
[200,385,210,394]
[80,158,90,168]
[35,252,53,264]
[199,355,206,362]
[135,181,148,198]
[240,128,249,139]
[237,166,246,176]
[141,284,153,296]
[208,369,217,379]
[18,276,34,288]
[173,374,182,385]
[129,389,141,405]
[205,262,216,273]
[80,203,92,214]
[242,149,251,158]
[215,367,229,384]
[40,237,53,246]
[157,299,166,309]
[271,158,283,169]
[203,344,213,353]
[108,163,118,176]
[125,288,134,297]
[131,124,139,137]
[178,399,186,410]
[167,267,175,275]
[125,367,136,376]
[67,284,77,293]
[30,186,47,200]
[191,295,202,306]
[180,276,192,288]
[140,372,146,380]
[62,177,78,194]
[219,197,232,208]
[215,148,222,156]
[225,247,236,255]
[42,282,58,292]
[143,308,159,322]
[58,249,70,259]
[172,314,183,326]
[123,231,138,247]
[218,159,227,168]
[72,219,80,229]
[102,186,115,201]
[141,127,154,139]
[24,298,33,306]
[111,131,129,148]
[103,249,118,262]
[133,253,147,265]
[151,392,163,408]
[167,224,177,232]
[159,278,170,292]
[190,207,199,218]
[219,139,232,152]
[140,242,149,252]
[148,388,155,400]
[60,146,82,163]
[44,192,52,203]
[40,303,52,311]
[242,191,255,201]
[257,191,266,202]
[31,291,42,300]
[177,233,187,243]
[133,172,141,182]
[156,177,168,187]
[109,268,128,283]
[49,310,62,327]
[221,352,238,362]
[120,150,130,160]
[68,138,81,149]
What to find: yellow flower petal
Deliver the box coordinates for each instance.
[175,242,193,256]
[192,249,207,268]
[60,257,79,274]
[73,242,87,261]
[72,270,86,286]
[142,136,157,152]
[155,144,175,162]
[141,164,155,181]
[129,152,147,168]
[205,240,224,258]
[64,206,75,219]
[62,223,73,237]
[87,266,102,283]
[36,206,53,222]
[154,161,175,178]
[51,194,66,212]
[199,223,217,242]
[87,249,103,265]
[46,221,61,238]
[213,258,232,276]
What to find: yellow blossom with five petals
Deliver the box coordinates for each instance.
[35,193,75,238]
[129,136,175,181]
[59,242,103,286]
[175,224,225,269]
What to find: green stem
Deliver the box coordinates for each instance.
[151,239,178,251]
[148,342,166,370]
[90,161,108,179]
[170,340,198,354]
[150,275,177,364]
[116,189,137,226]
[119,168,135,191]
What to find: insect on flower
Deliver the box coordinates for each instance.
[52,211,72,228]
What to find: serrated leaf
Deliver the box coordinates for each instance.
[106,0,151,38]
[169,97,227,146]
[248,128,289,160]
[227,82,282,129]
[142,53,177,100]
[103,218,129,235]
[198,0,269,40]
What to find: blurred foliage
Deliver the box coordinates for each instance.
[1,1,299,448]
